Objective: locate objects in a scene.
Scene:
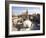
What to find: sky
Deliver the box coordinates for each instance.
[12,7,40,15]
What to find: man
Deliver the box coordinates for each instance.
[23,19,33,31]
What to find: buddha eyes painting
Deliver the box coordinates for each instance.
[5,2,45,37]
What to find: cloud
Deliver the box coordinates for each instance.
[12,7,40,15]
